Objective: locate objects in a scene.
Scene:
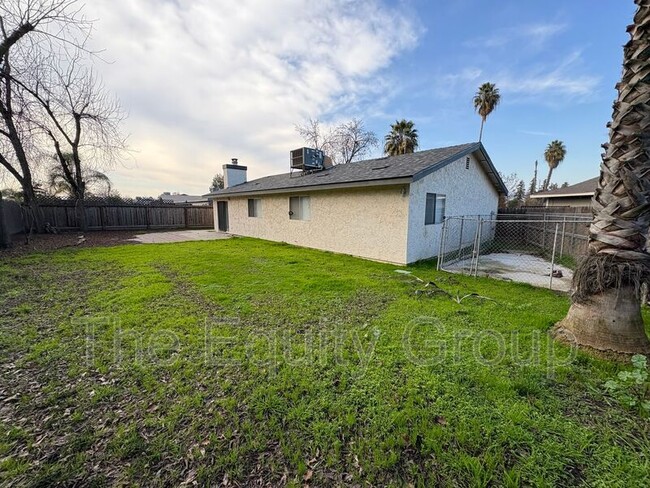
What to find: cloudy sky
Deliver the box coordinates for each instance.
[82,0,634,197]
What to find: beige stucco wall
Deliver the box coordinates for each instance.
[215,185,411,264]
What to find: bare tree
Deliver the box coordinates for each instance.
[334,119,378,165]
[0,1,85,59]
[295,117,378,165]
[295,118,332,153]
[0,0,89,231]
[498,172,521,196]
[11,52,126,230]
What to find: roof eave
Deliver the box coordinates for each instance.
[411,142,508,196]
[529,192,594,199]
[206,177,413,198]
[476,142,509,195]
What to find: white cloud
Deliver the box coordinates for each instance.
[494,51,600,101]
[432,51,599,105]
[518,130,553,137]
[434,68,483,98]
[465,22,567,49]
[83,0,419,196]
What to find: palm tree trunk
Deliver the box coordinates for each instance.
[553,0,650,354]
[556,286,649,353]
[478,117,485,142]
[543,167,553,191]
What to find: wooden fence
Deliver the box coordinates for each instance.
[500,205,592,215]
[39,202,214,231]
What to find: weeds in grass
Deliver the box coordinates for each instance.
[1,238,649,486]
[604,354,650,415]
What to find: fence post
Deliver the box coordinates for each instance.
[473,218,483,277]
[560,217,566,257]
[146,206,151,230]
[99,205,105,231]
[457,218,465,260]
[437,218,447,270]
[474,219,483,276]
[0,193,9,249]
[572,221,577,254]
[549,223,560,290]
[184,206,189,229]
[470,217,479,274]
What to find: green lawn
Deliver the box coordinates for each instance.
[0,238,648,486]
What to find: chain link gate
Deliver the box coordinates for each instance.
[437,214,591,291]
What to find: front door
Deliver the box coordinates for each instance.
[217,201,229,232]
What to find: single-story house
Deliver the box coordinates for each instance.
[158,192,210,206]
[205,142,507,265]
[529,177,597,207]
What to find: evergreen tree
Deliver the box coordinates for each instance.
[514,180,526,204]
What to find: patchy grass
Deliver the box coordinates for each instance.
[1,237,649,486]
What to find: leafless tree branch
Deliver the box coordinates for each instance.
[295,117,378,165]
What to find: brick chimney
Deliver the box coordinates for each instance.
[223,158,247,188]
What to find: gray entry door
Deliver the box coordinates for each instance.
[217,201,229,232]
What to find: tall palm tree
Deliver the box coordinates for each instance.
[473,82,501,142]
[384,119,419,156]
[542,140,566,190]
[553,0,650,354]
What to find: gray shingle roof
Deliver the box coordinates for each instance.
[531,176,598,198]
[159,193,209,204]
[207,142,507,197]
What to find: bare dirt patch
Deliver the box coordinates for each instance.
[1,231,142,257]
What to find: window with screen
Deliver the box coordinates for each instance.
[425,193,446,225]
[289,196,311,220]
[247,198,262,218]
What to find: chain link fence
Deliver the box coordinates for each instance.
[437,214,592,291]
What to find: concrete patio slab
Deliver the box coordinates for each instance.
[444,252,574,292]
[129,229,231,244]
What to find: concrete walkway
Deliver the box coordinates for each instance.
[129,229,231,244]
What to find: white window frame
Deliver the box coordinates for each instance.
[425,193,446,225]
[289,196,311,221]
[248,198,262,218]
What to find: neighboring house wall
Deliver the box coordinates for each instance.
[406,152,499,263]
[543,196,592,207]
[217,185,411,264]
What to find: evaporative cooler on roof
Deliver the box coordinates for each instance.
[290,147,325,171]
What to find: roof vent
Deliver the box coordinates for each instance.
[290,147,325,171]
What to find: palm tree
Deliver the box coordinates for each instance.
[384,119,419,156]
[48,154,112,198]
[542,140,566,190]
[553,0,650,354]
[473,82,501,142]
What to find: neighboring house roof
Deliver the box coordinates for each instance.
[530,176,599,199]
[159,193,208,204]
[206,142,507,197]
